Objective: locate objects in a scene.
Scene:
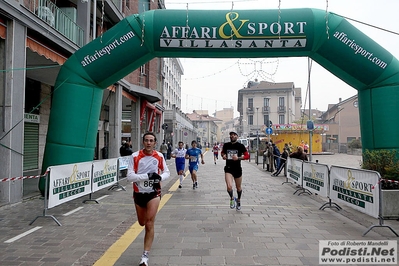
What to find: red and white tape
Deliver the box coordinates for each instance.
[372,178,399,189]
[1,170,49,182]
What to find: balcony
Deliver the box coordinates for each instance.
[262,106,270,113]
[277,106,286,113]
[27,0,84,47]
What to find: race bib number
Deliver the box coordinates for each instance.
[140,180,154,188]
[190,156,197,162]
[227,150,238,160]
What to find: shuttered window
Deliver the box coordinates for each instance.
[23,123,39,170]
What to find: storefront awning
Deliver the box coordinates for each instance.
[26,37,67,65]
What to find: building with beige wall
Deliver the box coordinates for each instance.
[319,95,360,153]
[237,80,302,138]
[213,107,234,143]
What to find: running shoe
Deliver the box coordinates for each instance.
[139,254,149,266]
[230,198,236,209]
[236,201,241,211]
[178,184,182,189]
[193,183,195,189]
[195,181,198,188]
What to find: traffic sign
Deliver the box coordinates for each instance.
[265,127,273,135]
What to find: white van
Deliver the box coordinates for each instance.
[237,138,250,150]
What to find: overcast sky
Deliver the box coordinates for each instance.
[163,0,399,117]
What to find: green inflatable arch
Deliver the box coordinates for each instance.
[40,8,399,185]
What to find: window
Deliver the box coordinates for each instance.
[279,97,285,106]
[263,98,270,107]
[140,64,146,75]
[248,98,253,109]
[138,0,150,13]
[249,115,253,125]
[279,115,285,124]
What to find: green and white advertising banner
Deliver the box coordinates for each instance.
[48,162,93,209]
[330,166,380,218]
[92,158,118,193]
[302,162,329,197]
[287,158,303,185]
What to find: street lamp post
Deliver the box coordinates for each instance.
[256,107,259,165]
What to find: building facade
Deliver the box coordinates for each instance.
[237,80,302,138]
[186,110,220,148]
[213,107,234,143]
[319,95,360,153]
[0,0,165,204]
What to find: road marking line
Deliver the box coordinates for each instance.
[168,170,190,192]
[96,195,109,201]
[63,206,84,216]
[4,226,42,243]
[93,193,172,266]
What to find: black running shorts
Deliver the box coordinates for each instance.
[224,166,242,178]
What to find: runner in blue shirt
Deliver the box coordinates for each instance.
[185,140,205,189]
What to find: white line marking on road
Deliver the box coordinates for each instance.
[63,206,84,216]
[4,226,42,243]
[96,195,109,201]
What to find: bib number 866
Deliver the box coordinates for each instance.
[143,180,154,187]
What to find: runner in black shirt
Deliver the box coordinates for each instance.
[221,131,249,211]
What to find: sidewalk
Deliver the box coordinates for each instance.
[0,152,397,266]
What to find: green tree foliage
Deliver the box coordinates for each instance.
[362,150,399,189]
[348,139,362,149]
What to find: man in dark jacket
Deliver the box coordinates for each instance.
[272,143,281,170]
[272,148,288,176]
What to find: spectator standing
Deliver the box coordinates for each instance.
[119,140,133,177]
[304,142,309,153]
[272,147,288,177]
[159,141,168,159]
[272,143,281,170]
[126,132,170,266]
[268,140,274,173]
[167,142,172,159]
[212,143,220,164]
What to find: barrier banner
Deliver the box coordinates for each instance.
[287,158,303,185]
[302,162,329,197]
[48,162,93,209]
[92,158,118,193]
[118,156,131,170]
[330,166,380,218]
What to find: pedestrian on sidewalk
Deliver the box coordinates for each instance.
[221,131,250,211]
[272,143,281,170]
[159,141,168,159]
[171,141,187,188]
[268,140,274,172]
[212,143,220,164]
[126,132,170,266]
[185,140,204,189]
[272,147,288,176]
